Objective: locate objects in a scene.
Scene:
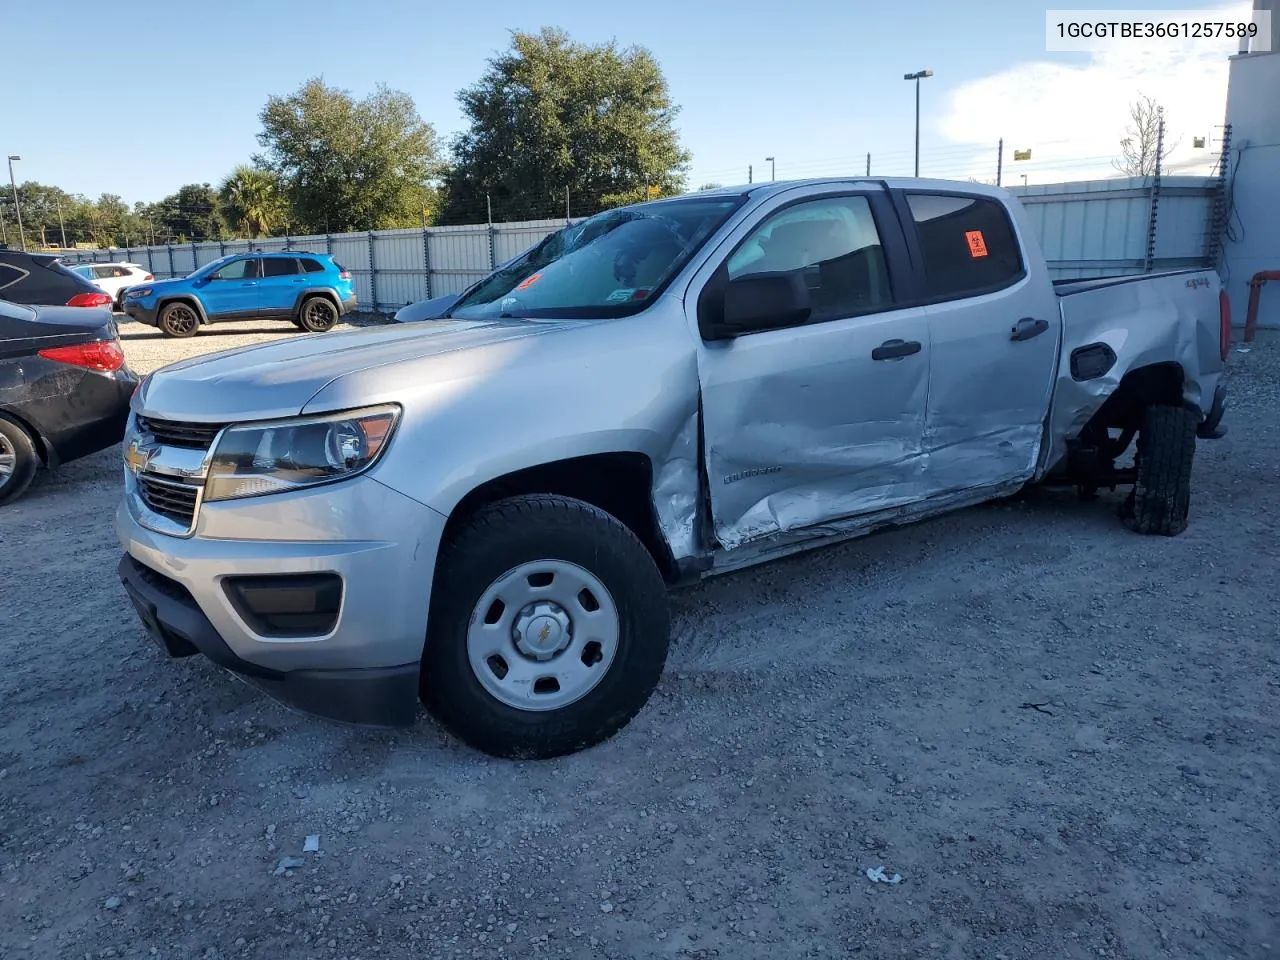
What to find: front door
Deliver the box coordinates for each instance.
[898,190,1062,494]
[690,187,934,551]
[202,257,261,319]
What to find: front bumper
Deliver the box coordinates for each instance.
[125,300,159,327]
[116,474,449,726]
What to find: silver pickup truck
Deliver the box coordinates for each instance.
[117,178,1230,759]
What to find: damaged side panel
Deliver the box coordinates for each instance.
[1042,269,1225,476]
[697,309,933,551]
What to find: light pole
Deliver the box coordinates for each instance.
[765,156,776,181]
[903,70,933,177]
[7,156,25,251]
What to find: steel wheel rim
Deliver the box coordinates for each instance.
[305,301,335,327]
[167,306,196,333]
[0,435,14,481]
[466,559,620,712]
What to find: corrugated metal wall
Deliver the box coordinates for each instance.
[63,179,1219,308]
[1008,176,1218,280]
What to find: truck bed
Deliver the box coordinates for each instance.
[1052,267,1211,297]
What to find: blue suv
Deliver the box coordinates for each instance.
[124,252,358,338]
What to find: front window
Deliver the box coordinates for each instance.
[208,258,258,281]
[448,194,747,320]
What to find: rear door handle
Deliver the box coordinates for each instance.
[1011,317,1049,341]
[872,339,922,361]
[241,281,258,287]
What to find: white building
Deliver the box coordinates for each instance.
[1222,0,1280,330]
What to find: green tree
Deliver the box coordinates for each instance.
[219,165,284,238]
[9,182,79,248]
[255,77,441,233]
[150,183,226,243]
[697,182,724,191]
[439,27,691,225]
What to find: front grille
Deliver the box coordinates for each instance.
[136,416,226,451]
[137,474,200,528]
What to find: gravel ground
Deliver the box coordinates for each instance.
[1,316,1277,960]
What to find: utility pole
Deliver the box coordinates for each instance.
[57,196,67,248]
[748,164,753,184]
[765,156,775,181]
[866,153,871,176]
[996,138,1004,187]
[903,70,933,177]
[7,155,26,251]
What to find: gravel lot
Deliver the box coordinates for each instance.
[1,315,1277,960]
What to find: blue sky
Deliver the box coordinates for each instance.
[4,0,1249,207]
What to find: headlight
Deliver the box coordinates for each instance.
[128,287,152,298]
[204,404,400,502]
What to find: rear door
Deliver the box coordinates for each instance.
[894,189,1061,495]
[258,257,304,315]
[688,184,934,550]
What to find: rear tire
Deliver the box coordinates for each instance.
[0,418,40,507]
[421,494,671,759]
[297,296,338,333]
[1120,404,1196,536]
[158,302,199,338]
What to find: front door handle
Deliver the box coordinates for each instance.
[872,339,922,361]
[1011,317,1049,341]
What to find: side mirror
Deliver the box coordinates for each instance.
[706,271,811,339]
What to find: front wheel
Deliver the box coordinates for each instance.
[158,302,199,338]
[1120,404,1196,536]
[297,296,338,333]
[421,494,671,759]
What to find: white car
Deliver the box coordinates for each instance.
[68,262,154,311]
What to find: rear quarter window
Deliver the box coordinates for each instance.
[904,193,1025,300]
[0,263,27,290]
[300,258,325,273]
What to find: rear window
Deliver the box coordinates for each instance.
[262,257,300,277]
[300,258,325,273]
[904,193,1025,300]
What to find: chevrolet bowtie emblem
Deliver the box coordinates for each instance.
[538,623,552,643]
[124,440,155,475]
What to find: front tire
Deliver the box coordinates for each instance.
[297,296,338,333]
[0,417,40,507]
[158,302,199,338]
[421,494,671,759]
[1120,404,1196,536]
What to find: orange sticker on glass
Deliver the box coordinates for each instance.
[515,273,542,290]
[965,230,988,258]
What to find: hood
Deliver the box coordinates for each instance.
[137,318,586,422]
[144,275,196,290]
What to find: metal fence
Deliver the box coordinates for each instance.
[59,175,1223,311]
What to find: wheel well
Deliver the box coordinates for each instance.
[1090,362,1185,431]
[442,453,679,583]
[157,296,205,324]
[0,410,47,464]
[298,290,339,315]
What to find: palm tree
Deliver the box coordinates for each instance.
[218,166,282,239]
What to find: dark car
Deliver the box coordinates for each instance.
[0,299,138,506]
[0,249,115,309]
